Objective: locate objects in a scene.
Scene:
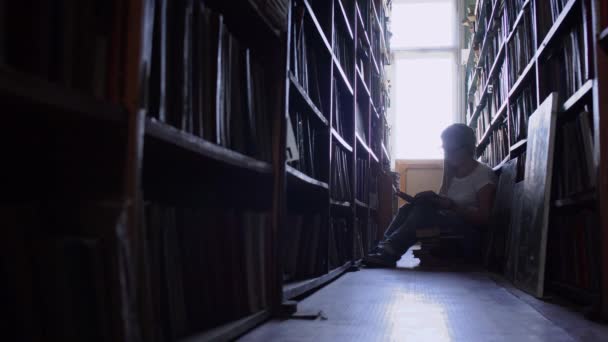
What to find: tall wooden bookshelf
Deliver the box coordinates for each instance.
[463,0,605,307]
[281,0,391,300]
[593,0,608,321]
[1,0,391,340]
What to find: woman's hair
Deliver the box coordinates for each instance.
[438,123,477,194]
[440,123,476,157]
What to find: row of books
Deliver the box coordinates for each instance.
[2,1,121,101]
[509,83,537,143]
[553,111,595,198]
[540,24,587,102]
[286,111,324,180]
[328,218,351,269]
[537,0,570,38]
[282,214,326,281]
[334,25,354,85]
[143,203,269,339]
[356,158,370,204]
[331,144,352,202]
[147,2,272,161]
[356,101,368,144]
[333,79,353,141]
[291,8,326,114]
[479,3,506,89]
[251,0,288,32]
[475,63,509,137]
[507,10,534,87]
[505,0,528,33]
[479,120,509,167]
[547,210,600,291]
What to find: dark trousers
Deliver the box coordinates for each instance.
[379,204,478,258]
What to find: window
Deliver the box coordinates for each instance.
[389,0,459,161]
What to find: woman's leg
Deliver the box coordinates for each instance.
[365,205,440,266]
[382,205,439,256]
[383,204,413,238]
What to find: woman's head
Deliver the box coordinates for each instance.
[441,123,476,167]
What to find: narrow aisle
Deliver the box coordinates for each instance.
[241,251,608,341]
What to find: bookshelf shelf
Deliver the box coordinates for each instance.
[477,106,507,148]
[330,199,351,208]
[245,0,283,37]
[561,79,593,114]
[547,281,597,304]
[355,199,370,209]
[289,73,329,126]
[356,4,366,31]
[535,0,579,59]
[509,138,527,156]
[145,118,272,174]
[303,0,333,56]
[180,310,270,342]
[467,43,506,122]
[508,58,536,99]
[333,56,355,95]
[356,67,371,98]
[336,0,354,40]
[356,134,379,163]
[286,165,329,190]
[600,26,608,53]
[283,261,351,300]
[381,142,390,161]
[553,190,596,208]
[332,128,354,152]
[506,0,531,44]
[493,156,510,172]
[0,66,126,123]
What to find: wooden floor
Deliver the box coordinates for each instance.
[241,249,608,341]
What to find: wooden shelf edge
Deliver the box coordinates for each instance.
[356,67,372,99]
[180,310,270,342]
[286,165,329,190]
[600,26,608,53]
[302,0,333,56]
[283,261,351,300]
[336,0,354,40]
[0,65,126,123]
[553,190,596,208]
[356,134,379,163]
[547,281,598,304]
[493,156,510,171]
[246,0,282,37]
[506,0,531,44]
[381,142,390,161]
[508,58,536,99]
[509,138,527,153]
[536,0,579,59]
[330,199,351,208]
[145,118,272,174]
[477,105,508,147]
[561,79,593,113]
[355,199,370,209]
[332,128,354,152]
[333,57,355,95]
[288,73,329,126]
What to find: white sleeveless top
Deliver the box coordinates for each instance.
[446,163,497,208]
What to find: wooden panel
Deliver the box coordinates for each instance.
[394,159,444,207]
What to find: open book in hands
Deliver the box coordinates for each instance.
[392,186,443,207]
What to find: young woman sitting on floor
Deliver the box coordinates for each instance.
[363,123,497,268]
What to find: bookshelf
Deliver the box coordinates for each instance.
[594,0,608,321]
[2,0,390,339]
[464,0,605,307]
[283,0,391,300]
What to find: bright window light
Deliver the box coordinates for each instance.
[394,54,455,160]
[390,1,456,50]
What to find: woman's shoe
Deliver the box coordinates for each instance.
[362,252,398,268]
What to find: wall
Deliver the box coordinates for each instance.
[394,159,444,207]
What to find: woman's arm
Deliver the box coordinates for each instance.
[435,184,496,225]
